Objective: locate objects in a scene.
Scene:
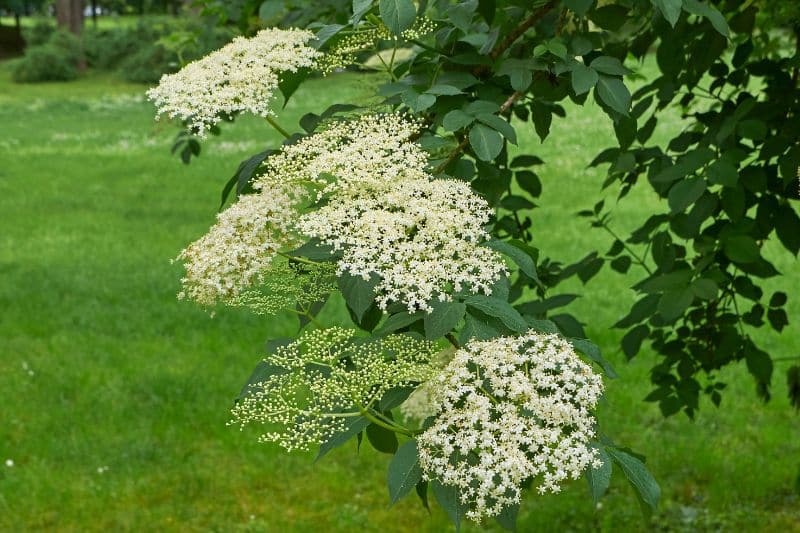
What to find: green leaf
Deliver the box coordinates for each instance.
[379,0,416,35]
[465,295,528,332]
[737,119,767,141]
[313,24,345,47]
[571,338,618,378]
[469,123,504,161]
[476,114,517,144]
[745,342,773,385]
[495,502,520,531]
[432,480,466,531]
[375,311,424,336]
[415,480,430,511]
[564,0,593,16]
[571,63,599,95]
[775,205,800,256]
[590,56,630,76]
[510,69,532,91]
[723,235,761,264]
[279,68,312,107]
[258,0,285,20]
[387,441,423,505]
[621,324,649,359]
[707,158,738,187]
[682,0,730,37]
[366,421,399,454]
[219,150,272,209]
[651,147,715,183]
[596,76,631,115]
[442,110,475,131]
[530,100,553,141]
[338,272,378,322]
[236,357,289,402]
[460,312,502,343]
[691,278,718,300]
[426,84,463,96]
[316,415,369,461]
[586,446,612,504]
[606,448,661,515]
[657,288,694,322]
[668,177,706,213]
[351,0,373,23]
[424,301,466,340]
[379,386,416,411]
[484,240,539,282]
[652,0,682,27]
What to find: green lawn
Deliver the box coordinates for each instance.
[0,61,798,532]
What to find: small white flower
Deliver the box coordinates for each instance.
[5,459,14,467]
[417,331,604,521]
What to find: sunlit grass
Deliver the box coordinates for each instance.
[0,59,798,531]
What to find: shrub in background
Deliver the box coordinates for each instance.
[11,30,82,82]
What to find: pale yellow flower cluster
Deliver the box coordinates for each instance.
[176,183,304,306]
[417,332,604,521]
[147,28,320,136]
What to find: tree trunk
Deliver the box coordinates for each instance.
[56,0,84,36]
[14,13,21,32]
[91,0,97,27]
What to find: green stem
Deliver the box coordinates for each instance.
[265,115,292,139]
[599,221,653,275]
[276,250,322,266]
[358,406,414,437]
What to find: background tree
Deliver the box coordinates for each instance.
[56,0,83,35]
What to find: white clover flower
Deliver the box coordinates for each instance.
[176,181,305,306]
[147,28,320,136]
[229,327,437,452]
[300,177,506,312]
[5,459,13,467]
[417,331,604,521]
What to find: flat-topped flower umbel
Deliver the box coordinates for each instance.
[147,28,320,136]
[418,331,604,521]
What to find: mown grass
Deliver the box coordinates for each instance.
[0,58,798,532]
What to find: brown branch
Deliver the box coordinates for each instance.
[433,90,524,174]
[490,0,559,61]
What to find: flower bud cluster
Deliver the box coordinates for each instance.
[319,18,438,74]
[229,328,437,451]
[417,331,604,521]
[147,28,320,136]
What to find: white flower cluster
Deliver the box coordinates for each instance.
[176,183,303,306]
[147,28,320,136]
[301,178,504,312]
[417,331,604,521]
[177,113,505,313]
[229,327,436,452]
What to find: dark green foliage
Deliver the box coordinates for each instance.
[11,30,82,82]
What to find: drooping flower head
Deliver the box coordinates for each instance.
[417,331,604,521]
[147,28,320,136]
